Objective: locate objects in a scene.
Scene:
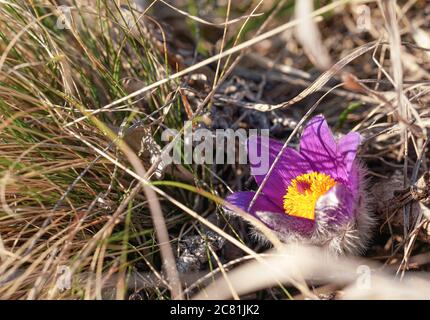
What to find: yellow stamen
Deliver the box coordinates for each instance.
[283,172,336,220]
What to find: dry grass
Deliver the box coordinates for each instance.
[1,0,430,300]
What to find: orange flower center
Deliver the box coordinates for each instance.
[283,172,336,220]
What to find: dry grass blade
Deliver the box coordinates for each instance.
[295,0,332,70]
[2,0,430,301]
[379,0,423,274]
[193,244,430,300]
[65,121,183,299]
[64,0,357,127]
[379,0,407,123]
[267,41,378,111]
[157,0,263,27]
[0,12,54,73]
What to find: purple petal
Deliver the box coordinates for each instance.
[225,191,314,236]
[337,132,361,178]
[300,115,361,182]
[315,183,354,225]
[247,136,312,207]
[225,191,283,214]
[315,161,362,226]
[255,211,314,236]
[299,115,338,178]
[346,160,361,205]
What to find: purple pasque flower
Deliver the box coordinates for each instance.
[225,115,374,255]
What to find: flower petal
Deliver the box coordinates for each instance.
[255,211,314,236]
[315,183,354,225]
[299,115,338,178]
[337,132,361,179]
[247,136,312,206]
[300,115,361,182]
[225,192,314,236]
[225,191,282,214]
[315,160,362,226]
